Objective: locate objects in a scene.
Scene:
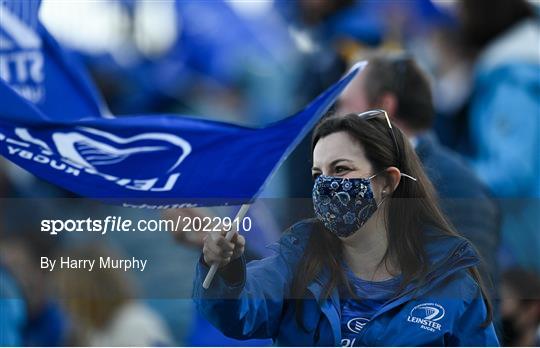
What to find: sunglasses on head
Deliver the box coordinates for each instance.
[356,109,417,182]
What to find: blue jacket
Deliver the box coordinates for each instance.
[193,219,500,346]
[466,19,540,272]
[467,19,540,199]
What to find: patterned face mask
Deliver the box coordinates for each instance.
[312,174,380,238]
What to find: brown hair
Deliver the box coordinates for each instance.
[291,113,492,329]
[458,0,535,53]
[362,54,434,131]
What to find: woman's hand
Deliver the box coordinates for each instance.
[202,229,245,268]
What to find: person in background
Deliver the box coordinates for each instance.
[338,54,500,291]
[453,0,540,272]
[0,234,67,346]
[500,268,540,346]
[53,245,173,346]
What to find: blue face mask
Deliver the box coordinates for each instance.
[312,174,380,238]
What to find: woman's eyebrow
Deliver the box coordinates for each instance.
[329,158,353,166]
[312,158,353,171]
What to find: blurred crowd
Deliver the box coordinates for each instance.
[1,0,539,346]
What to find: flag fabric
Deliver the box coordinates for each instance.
[0,0,365,207]
[0,63,364,207]
[0,0,107,120]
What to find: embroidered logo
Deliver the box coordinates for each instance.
[406,303,445,332]
[347,317,370,334]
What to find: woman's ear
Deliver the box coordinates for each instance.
[383,166,401,194]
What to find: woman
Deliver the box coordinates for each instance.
[193,110,499,346]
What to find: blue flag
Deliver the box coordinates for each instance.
[0,0,107,120]
[0,63,365,207]
[0,0,365,207]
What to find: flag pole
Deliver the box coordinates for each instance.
[202,203,251,289]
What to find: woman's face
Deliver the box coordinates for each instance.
[312,131,388,239]
[312,131,375,181]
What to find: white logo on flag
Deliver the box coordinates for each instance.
[51,127,191,173]
[2,127,192,192]
[0,1,44,102]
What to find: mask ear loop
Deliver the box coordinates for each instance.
[367,170,384,180]
[400,173,417,181]
[366,171,388,207]
[368,171,417,181]
[374,172,417,208]
[368,170,417,207]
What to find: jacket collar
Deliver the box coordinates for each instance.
[288,220,480,298]
[306,228,479,292]
[476,19,540,74]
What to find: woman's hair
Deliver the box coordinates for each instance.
[291,113,492,329]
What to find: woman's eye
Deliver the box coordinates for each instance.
[335,166,350,174]
[312,173,321,180]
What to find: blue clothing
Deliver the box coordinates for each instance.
[23,301,67,347]
[415,132,500,285]
[464,19,540,272]
[0,266,26,346]
[193,219,500,346]
[469,57,540,199]
[187,310,272,347]
[340,268,401,347]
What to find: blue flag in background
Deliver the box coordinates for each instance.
[0,63,364,207]
[0,0,365,207]
[0,0,107,120]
